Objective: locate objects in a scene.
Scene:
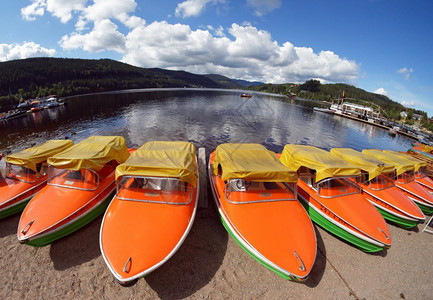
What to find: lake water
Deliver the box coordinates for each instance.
[0,89,414,156]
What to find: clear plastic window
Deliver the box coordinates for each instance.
[116,176,193,204]
[317,177,361,198]
[396,170,414,184]
[415,166,428,179]
[225,179,297,204]
[369,174,394,190]
[6,163,39,183]
[298,166,315,186]
[48,166,99,190]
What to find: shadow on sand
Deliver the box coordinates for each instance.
[49,214,103,270]
[305,224,326,288]
[145,202,228,300]
[0,213,21,238]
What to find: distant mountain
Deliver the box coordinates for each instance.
[0,57,259,110]
[204,74,264,88]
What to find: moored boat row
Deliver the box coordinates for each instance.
[1,137,433,286]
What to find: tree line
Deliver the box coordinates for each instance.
[0,57,241,111]
[250,79,432,130]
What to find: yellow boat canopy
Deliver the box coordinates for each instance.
[47,136,130,171]
[212,143,297,182]
[115,141,198,187]
[383,150,427,171]
[362,149,414,176]
[330,148,394,180]
[280,144,361,183]
[5,140,74,172]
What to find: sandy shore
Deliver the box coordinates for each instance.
[1,186,433,299]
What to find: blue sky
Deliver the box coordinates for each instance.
[1,0,432,116]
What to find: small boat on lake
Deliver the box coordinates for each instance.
[0,140,73,219]
[313,107,334,114]
[363,149,433,214]
[280,144,391,252]
[240,93,253,98]
[331,148,425,228]
[209,143,317,281]
[100,141,199,285]
[17,136,130,246]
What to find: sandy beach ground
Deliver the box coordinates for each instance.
[1,183,433,300]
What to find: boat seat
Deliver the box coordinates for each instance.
[229,179,251,192]
[423,216,433,234]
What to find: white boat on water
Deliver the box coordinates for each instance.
[313,107,334,114]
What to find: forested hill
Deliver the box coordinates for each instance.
[1,58,422,122]
[0,57,244,109]
[250,80,421,121]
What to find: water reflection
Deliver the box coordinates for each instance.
[0,89,413,156]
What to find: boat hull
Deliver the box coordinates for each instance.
[0,178,47,219]
[416,177,433,194]
[395,181,433,214]
[360,186,425,229]
[100,186,198,284]
[208,154,317,281]
[297,181,391,252]
[17,176,115,247]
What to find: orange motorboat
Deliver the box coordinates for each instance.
[280,145,391,252]
[363,149,433,215]
[385,150,433,194]
[17,136,130,247]
[209,143,317,281]
[331,148,425,228]
[0,140,73,219]
[100,141,199,285]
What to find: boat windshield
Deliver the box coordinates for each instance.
[48,166,99,190]
[225,179,297,204]
[368,173,395,191]
[6,163,40,183]
[396,170,414,184]
[415,166,428,179]
[316,177,361,198]
[116,176,193,205]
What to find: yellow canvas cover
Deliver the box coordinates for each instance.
[383,150,427,171]
[212,143,297,182]
[421,144,433,154]
[280,144,360,183]
[5,140,73,172]
[362,149,414,176]
[47,136,130,171]
[115,141,198,187]
[331,148,394,180]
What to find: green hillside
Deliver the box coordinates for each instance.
[250,80,428,122]
[0,57,242,111]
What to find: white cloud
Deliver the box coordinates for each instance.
[60,19,126,53]
[401,100,415,107]
[373,87,389,96]
[175,0,221,18]
[21,0,46,21]
[397,67,413,80]
[247,0,281,16]
[121,22,358,84]
[46,0,87,23]
[19,1,359,84]
[0,42,56,61]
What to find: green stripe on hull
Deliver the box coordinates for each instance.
[0,199,31,219]
[374,206,418,229]
[299,200,384,253]
[415,202,433,215]
[27,192,114,247]
[216,211,300,281]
